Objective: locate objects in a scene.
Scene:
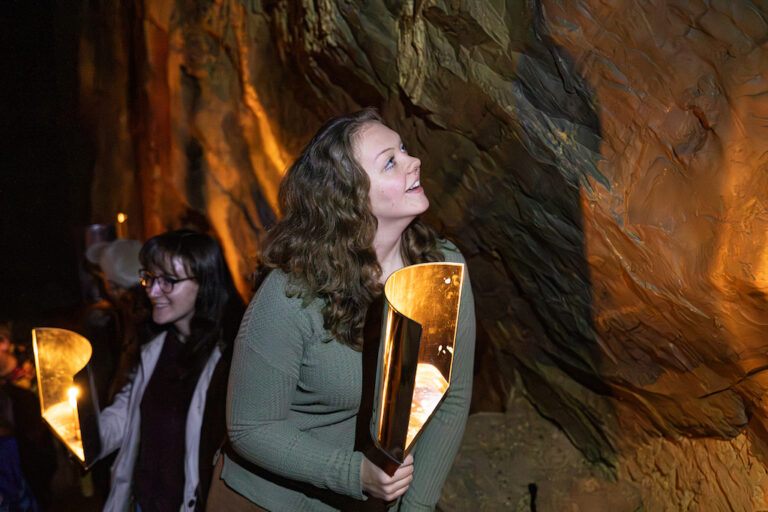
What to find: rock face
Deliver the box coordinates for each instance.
[80,0,768,509]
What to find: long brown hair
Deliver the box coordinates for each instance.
[262,109,443,350]
[140,229,245,373]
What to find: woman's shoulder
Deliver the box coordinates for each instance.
[254,269,301,299]
[140,332,166,350]
[437,238,467,264]
[136,331,166,362]
[248,268,321,317]
[239,269,324,348]
[258,267,290,291]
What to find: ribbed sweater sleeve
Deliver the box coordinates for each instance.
[226,272,365,500]
[399,245,476,510]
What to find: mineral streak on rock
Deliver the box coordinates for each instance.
[80,0,768,508]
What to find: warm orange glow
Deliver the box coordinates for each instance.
[67,386,79,406]
[407,363,449,447]
[32,328,91,462]
[42,398,83,461]
[231,3,287,214]
[116,212,128,238]
[375,262,464,460]
[384,262,464,386]
[379,311,396,436]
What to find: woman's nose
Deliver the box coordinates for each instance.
[146,280,163,297]
[406,155,421,173]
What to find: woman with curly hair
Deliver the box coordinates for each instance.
[209,109,476,511]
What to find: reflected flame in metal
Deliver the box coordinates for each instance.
[373,262,464,465]
[32,328,101,468]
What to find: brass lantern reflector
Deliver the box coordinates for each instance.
[373,262,464,465]
[32,327,101,468]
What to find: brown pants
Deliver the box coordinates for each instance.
[206,456,269,512]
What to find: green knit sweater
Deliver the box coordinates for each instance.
[222,242,476,511]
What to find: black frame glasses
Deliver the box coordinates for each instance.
[138,270,195,294]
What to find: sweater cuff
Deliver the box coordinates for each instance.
[349,450,366,500]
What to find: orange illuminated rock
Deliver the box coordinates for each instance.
[79,0,768,508]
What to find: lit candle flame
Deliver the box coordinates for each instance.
[117,213,126,224]
[68,386,79,408]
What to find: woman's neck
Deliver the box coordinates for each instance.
[374,226,406,283]
[172,322,190,342]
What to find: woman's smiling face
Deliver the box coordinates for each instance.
[354,121,429,228]
[145,257,199,337]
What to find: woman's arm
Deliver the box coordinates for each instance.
[226,273,366,499]
[98,376,133,457]
[399,252,477,510]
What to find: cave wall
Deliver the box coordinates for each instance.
[80,0,768,509]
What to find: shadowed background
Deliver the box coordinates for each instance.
[5,1,768,510]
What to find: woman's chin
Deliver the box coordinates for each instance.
[152,310,170,326]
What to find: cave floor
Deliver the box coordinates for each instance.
[439,390,642,511]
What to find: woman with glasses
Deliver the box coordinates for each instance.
[98,229,244,512]
[207,109,476,511]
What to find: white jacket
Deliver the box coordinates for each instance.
[99,331,222,512]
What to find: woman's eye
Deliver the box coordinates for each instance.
[400,143,407,153]
[384,156,395,170]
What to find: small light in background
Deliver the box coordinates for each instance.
[116,212,127,238]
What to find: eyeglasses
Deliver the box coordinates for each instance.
[138,270,195,294]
